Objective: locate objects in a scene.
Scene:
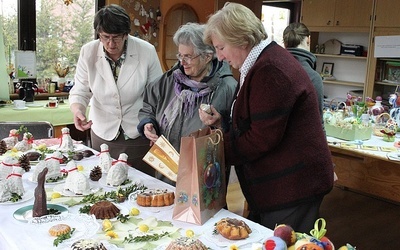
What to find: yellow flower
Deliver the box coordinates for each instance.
[105,230,118,239]
[138,224,149,233]
[185,229,195,238]
[37,143,47,151]
[77,165,84,171]
[51,192,61,199]
[102,219,113,231]
[129,207,140,216]
[229,244,239,250]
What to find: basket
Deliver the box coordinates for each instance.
[373,113,391,137]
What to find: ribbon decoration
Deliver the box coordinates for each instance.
[6,173,22,179]
[111,159,131,166]
[310,218,327,240]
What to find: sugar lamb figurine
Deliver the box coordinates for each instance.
[14,132,33,152]
[98,143,112,173]
[58,127,74,152]
[106,153,129,186]
[64,160,90,195]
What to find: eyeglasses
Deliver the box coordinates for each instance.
[176,53,201,63]
[99,34,125,43]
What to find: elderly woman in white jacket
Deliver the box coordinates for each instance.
[69,4,163,177]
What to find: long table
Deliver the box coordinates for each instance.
[327,135,400,204]
[0,143,273,249]
[0,100,74,138]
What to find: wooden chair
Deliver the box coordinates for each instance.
[0,121,54,140]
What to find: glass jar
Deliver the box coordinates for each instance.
[48,82,56,94]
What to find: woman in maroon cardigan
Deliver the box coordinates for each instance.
[200,2,334,232]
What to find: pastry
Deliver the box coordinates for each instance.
[70,239,107,250]
[215,218,252,240]
[166,236,207,250]
[89,201,120,219]
[49,223,71,236]
[106,153,129,186]
[136,189,175,207]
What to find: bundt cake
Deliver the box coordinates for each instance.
[215,218,252,240]
[89,201,120,219]
[166,237,207,250]
[49,224,71,236]
[136,189,175,207]
[70,239,107,250]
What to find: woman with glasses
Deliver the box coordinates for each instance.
[137,22,237,183]
[69,4,163,177]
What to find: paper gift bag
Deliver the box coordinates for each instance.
[172,128,226,225]
[142,135,179,182]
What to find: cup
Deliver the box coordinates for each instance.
[14,100,26,109]
[48,97,58,108]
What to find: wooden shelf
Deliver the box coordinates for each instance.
[375,81,400,87]
[10,92,69,100]
[323,80,364,87]
[315,54,367,60]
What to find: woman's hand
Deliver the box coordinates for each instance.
[71,105,92,131]
[144,123,159,146]
[199,105,222,128]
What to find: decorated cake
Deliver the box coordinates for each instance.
[0,156,19,181]
[106,153,129,186]
[89,201,120,219]
[166,237,208,250]
[1,129,19,150]
[98,144,112,173]
[70,239,107,250]
[14,132,33,152]
[49,223,71,236]
[136,189,175,207]
[58,127,74,152]
[32,151,63,182]
[64,160,90,195]
[215,218,252,240]
[0,166,25,202]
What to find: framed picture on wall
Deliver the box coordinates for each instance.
[322,62,334,76]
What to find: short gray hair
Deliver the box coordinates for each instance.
[173,22,215,57]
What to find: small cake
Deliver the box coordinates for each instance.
[166,237,207,250]
[98,144,112,173]
[14,132,33,152]
[58,127,74,152]
[64,160,90,195]
[70,239,107,250]
[106,153,129,186]
[49,223,71,236]
[215,218,252,240]
[89,201,120,219]
[136,189,175,207]
[0,156,19,181]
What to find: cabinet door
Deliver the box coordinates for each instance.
[334,0,373,28]
[301,0,335,27]
[374,0,400,28]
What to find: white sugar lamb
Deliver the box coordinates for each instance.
[1,129,20,150]
[32,151,63,182]
[98,143,112,173]
[64,160,90,195]
[5,166,25,196]
[106,153,129,186]
[0,156,19,181]
[58,127,74,152]
[14,132,33,152]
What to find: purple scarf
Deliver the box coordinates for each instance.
[160,69,212,137]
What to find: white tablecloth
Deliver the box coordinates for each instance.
[0,144,273,249]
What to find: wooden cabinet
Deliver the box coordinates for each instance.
[301,0,373,32]
[374,0,400,28]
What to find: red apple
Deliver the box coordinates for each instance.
[320,236,334,250]
[273,224,296,246]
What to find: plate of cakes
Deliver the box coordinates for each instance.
[0,190,34,205]
[128,188,175,213]
[203,217,263,247]
[13,204,69,223]
[28,213,100,249]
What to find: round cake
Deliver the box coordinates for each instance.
[89,201,120,219]
[215,218,252,240]
[166,237,207,250]
[71,239,107,250]
[136,189,175,207]
[49,224,71,236]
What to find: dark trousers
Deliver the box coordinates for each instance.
[248,197,323,232]
[91,131,156,178]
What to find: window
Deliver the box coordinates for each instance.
[1,0,104,84]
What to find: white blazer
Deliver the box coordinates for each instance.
[69,35,163,140]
